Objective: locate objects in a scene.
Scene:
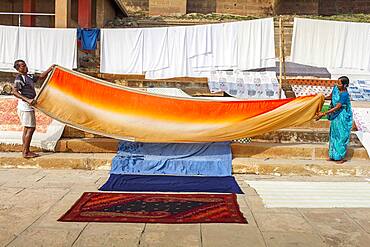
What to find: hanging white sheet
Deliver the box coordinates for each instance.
[236,18,276,70]
[291,18,370,71]
[0,25,19,72]
[100,28,144,74]
[186,24,212,58]
[190,23,238,71]
[145,27,188,79]
[142,27,169,72]
[16,27,77,72]
[100,18,276,79]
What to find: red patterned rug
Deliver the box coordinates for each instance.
[0,97,64,150]
[58,192,247,224]
[0,97,52,132]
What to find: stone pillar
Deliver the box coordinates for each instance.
[55,0,71,28]
[78,0,92,28]
[23,0,35,27]
[149,0,187,16]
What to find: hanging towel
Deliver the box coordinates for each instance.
[236,18,276,70]
[186,24,212,58]
[16,27,77,72]
[291,18,370,71]
[0,25,19,72]
[100,28,143,74]
[77,28,100,50]
[190,23,237,71]
[145,26,188,79]
[142,27,169,72]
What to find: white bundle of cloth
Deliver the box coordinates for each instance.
[100,18,276,79]
[291,18,370,71]
[352,108,370,157]
[0,25,77,72]
[207,71,280,99]
[348,80,370,101]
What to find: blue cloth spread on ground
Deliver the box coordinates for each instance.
[77,28,100,50]
[110,141,232,176]
[99,174,243,194]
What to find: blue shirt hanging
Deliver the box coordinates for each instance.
[77,28,100,50]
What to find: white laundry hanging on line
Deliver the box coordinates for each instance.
[142,27,169,72]
[100,28,144,74]
[236,18,276,70]
[16,27,77,72]
[0,25,19,72]
[208,71,280,99]
[145,26,188,79]
[186,24,212,58]
[290,18,370,71]
[190,22,238,71]
[100,18,276,78]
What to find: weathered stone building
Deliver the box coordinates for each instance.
[122,0,370,16]
[1,1,369,28]
[0,0,127,28]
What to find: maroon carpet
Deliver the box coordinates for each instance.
[58,192,247,224]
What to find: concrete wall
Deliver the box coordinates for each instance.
[275,0,319,15]
[215,0,274,16]
[153,0,370,16]
[96,0,121,27]
[121,0,149,12]
[187,0,275,16]
[319,0,370,15]
[149,0,187,16]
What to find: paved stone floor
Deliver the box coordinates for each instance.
[0,168,369,247]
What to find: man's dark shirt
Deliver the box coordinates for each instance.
[13,74,38,99]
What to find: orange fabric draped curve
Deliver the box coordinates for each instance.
[35,66,324,142]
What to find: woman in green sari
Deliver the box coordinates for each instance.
[317,76,353,163]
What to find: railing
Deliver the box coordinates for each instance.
[0,12,55,27]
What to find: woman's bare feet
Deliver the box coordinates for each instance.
[326,158,334,161]
[335,159,346,164]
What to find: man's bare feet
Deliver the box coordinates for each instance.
[23,152,39,159]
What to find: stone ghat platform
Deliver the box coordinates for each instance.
[1,120,369,176]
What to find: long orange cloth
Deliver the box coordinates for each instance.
[35,67,324,142]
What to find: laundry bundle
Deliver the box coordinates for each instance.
[100,18,276,79]
[0,25,77,72]
[291,18,370,71]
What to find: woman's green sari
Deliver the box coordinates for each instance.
[328,86,353,161]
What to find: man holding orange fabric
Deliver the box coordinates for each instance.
[11,60,55,158]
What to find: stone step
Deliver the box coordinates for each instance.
[232,142,369,160]
[0,152,369,176]
[252,128,361,145]
[232,158,370,176]
[1,139,368,161]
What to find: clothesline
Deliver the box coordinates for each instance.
[1,17,370,76]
